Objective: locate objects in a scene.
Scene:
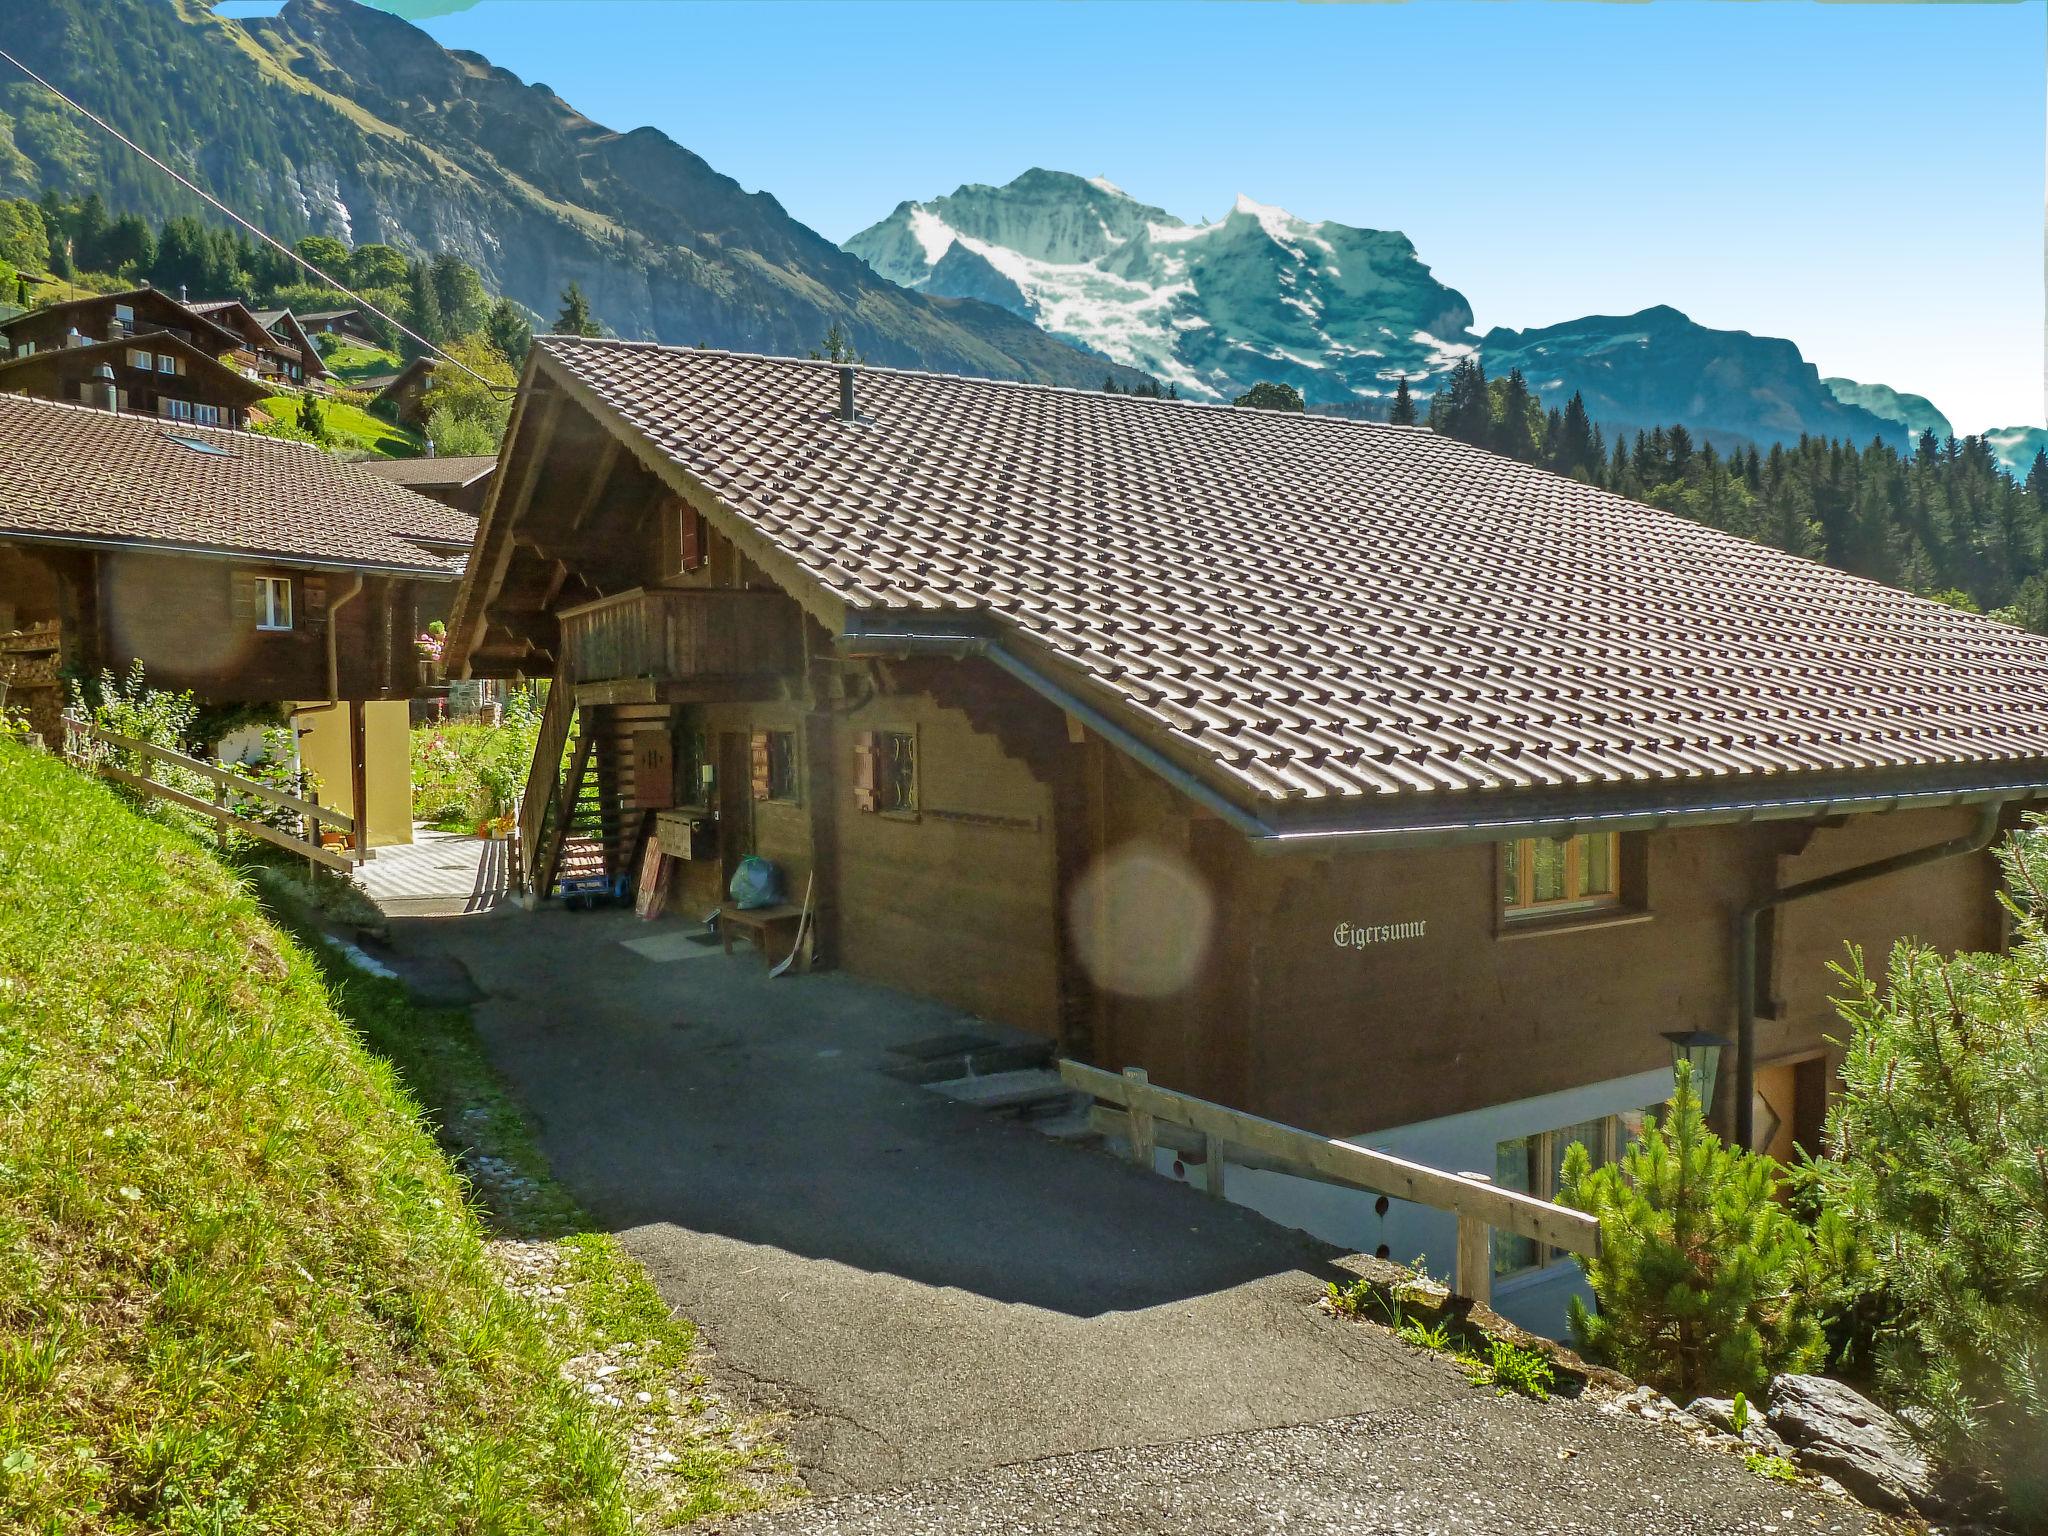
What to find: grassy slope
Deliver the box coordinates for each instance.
[255,392,423,458]
[318,342,404,385]
[0,745,769,1531]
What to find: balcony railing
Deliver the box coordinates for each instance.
[557,587,801,686]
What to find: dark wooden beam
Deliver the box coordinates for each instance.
[462,390,564,672]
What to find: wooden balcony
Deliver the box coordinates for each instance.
[557,587,801,698]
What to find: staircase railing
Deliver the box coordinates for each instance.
[517,662,575,894]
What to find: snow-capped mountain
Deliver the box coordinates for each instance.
[844,168,1477,405]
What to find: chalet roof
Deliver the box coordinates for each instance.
[0,393,470,577]
[361,454,497,491]
[0,286,243,351]
[499,338,2048,819]
[0,333,271,407]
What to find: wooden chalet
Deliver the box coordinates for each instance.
[450,339,2048,1329]
[298,307,383,348]
[189,299,326,386]
[0,287,268,428]
[0,393,472,847]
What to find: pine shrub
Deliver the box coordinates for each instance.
[1813,825,2048,1526]
[1558,1063,1824,1399]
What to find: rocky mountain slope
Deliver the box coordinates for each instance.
[845,169,2028,461]
[0,0,1150,387]
[846,169,1477,406]
[1478,306,1906,452]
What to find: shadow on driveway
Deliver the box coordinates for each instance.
[393,905,1453,1492]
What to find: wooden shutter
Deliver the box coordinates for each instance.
[229,568,256,628]
[852,730,877,813]
[302,574,328,633]
[749,730,771,801]
[680,507,704,572]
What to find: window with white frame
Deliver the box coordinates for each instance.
[255,576,293,632]
[1491,1104,1663,1278]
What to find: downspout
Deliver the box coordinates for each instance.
[1732,798,2009,1148]
[285,573,366,835]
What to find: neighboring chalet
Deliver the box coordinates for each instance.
[362,453,498,516]
[298,307,382,348]
[0,287,267,429]
[449,339,2048,1328]
[188,299,327,386]
[372,356,437,429]
[0,393,471,848]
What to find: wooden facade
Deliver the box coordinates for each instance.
[459,369,2039,1160]
[0,539,428,704]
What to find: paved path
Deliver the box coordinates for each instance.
[384,905,1886,1532]
[356,826,511,918]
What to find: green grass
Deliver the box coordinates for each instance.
[255,393,423,459]
[1745,1452,1802,1483]
[318,342,404,385]
[0,743,781,1530]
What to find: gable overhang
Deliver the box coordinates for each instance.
[452,348,2048,850]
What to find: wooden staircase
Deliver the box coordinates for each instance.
[517,667,672,901]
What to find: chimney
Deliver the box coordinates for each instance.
[837,363,856,422]
[87,362,116,412]
[178,284,188,303]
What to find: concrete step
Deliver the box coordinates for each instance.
[925,1067,1083,1121]
[885,1036,1056,1085]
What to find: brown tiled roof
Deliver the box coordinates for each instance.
[361,454,497,490]
[0,393,470,577]
[530,338,2048,809]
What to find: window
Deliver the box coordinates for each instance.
[157,352,182,375]
[164,433,231,457]
[1500,831,1620,921]
[254,576,293,632]
[750,729,798,803]
[1490,1107,1661,1279]
[158,399,221,426]
[114,303,134,326]
[853,730,917,815]
[127,348,153,371]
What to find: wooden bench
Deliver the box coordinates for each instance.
[719,902,804,963]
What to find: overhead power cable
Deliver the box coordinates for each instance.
[0,41,508,392]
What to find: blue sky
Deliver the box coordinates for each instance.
[228,1,2044,433]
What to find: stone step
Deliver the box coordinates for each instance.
[925,1067,1080,1119]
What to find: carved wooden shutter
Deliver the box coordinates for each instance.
[749,730,771,801]
[852,730,877,813]
[302,574,328,634]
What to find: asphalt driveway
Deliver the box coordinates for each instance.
[388,905,1887,1532]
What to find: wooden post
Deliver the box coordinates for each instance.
[1454,1170,1494,1307]
[213,774,229,851]
[305,787,321,880]
[1202,1130,1225,1201]
[1124,1066,1154,1172]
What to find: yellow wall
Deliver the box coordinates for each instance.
[292,700,415,849]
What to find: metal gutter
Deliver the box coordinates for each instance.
[1731,798,2009,1149]
[0,527,459,580]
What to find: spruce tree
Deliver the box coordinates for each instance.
[1559,1063,1825,1400]
[1388,374,1417,426]
[1815,826,2048,1522]
[553,280,598,338]
[408,262,444,346]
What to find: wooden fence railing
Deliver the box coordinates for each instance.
[64,715,358,874]
[1060,1061,1600,1306]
